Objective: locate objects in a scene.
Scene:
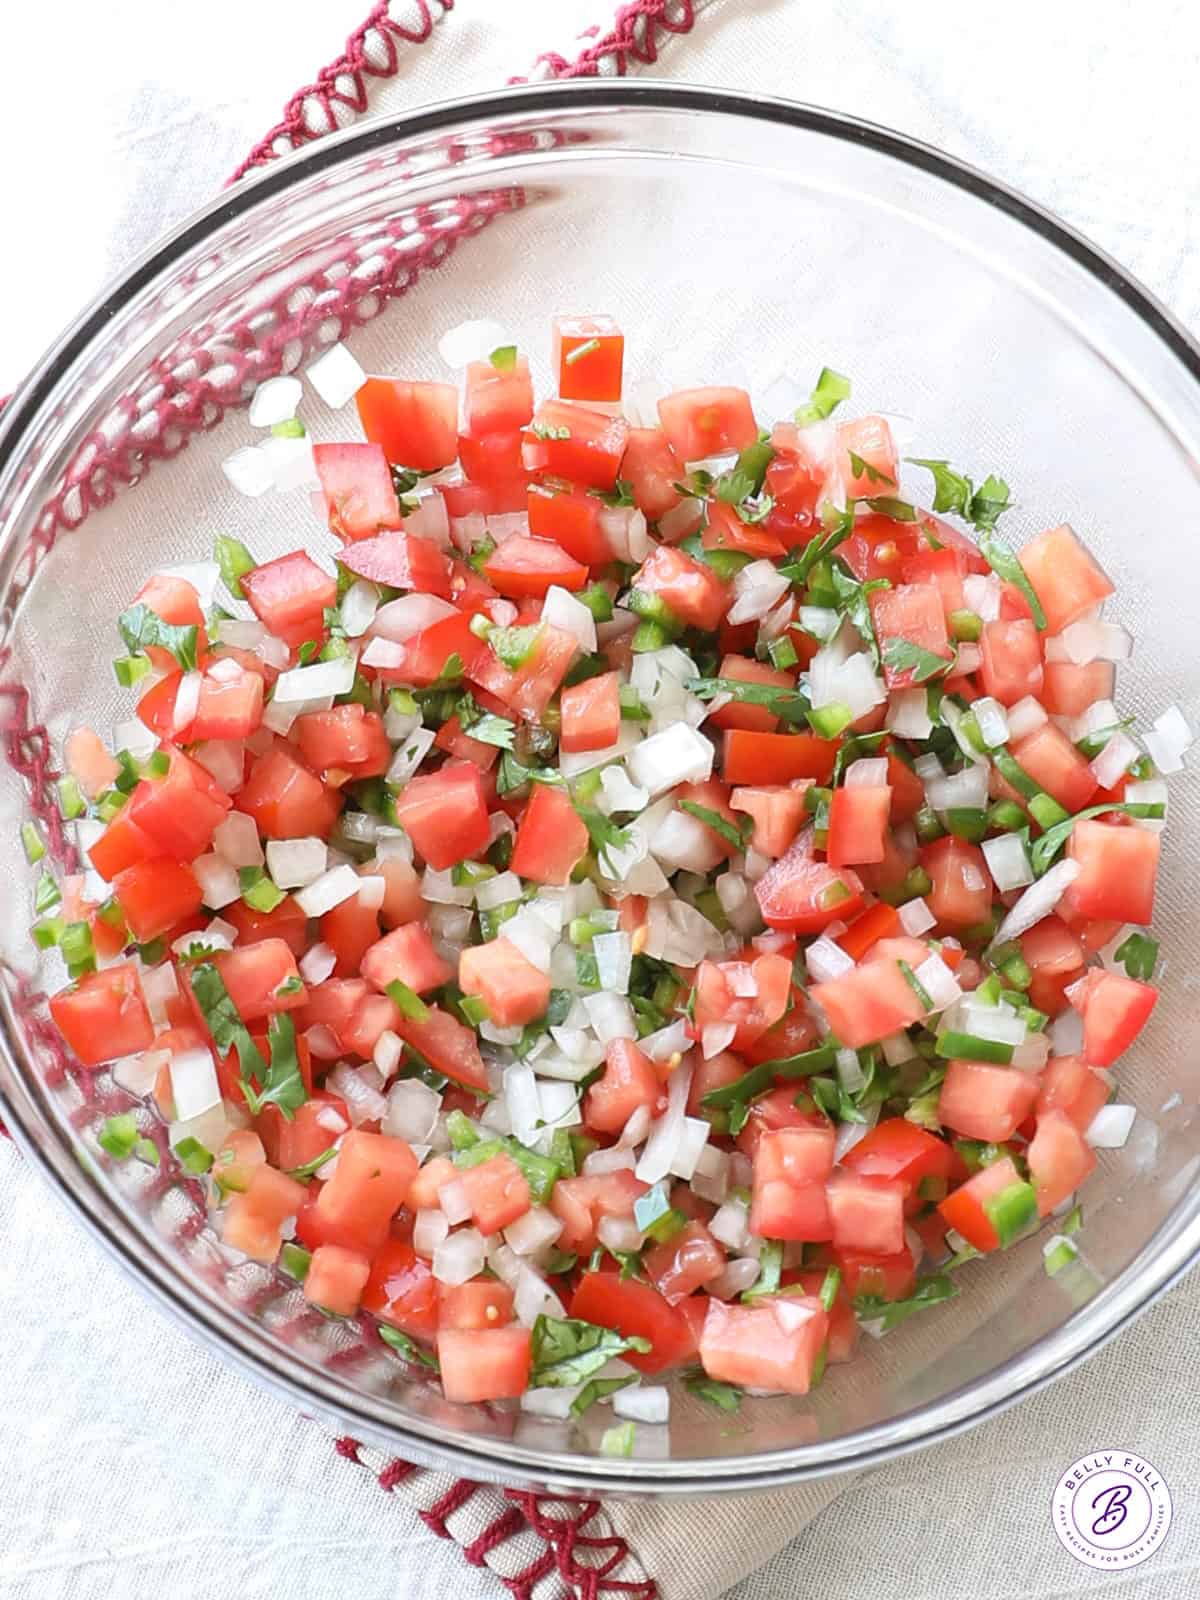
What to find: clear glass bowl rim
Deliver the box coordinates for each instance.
[1,80,1198,1495]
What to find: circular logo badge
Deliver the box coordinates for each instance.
[1052,1451,1172,1570]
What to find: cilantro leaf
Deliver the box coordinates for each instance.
[854,1274,958,1331]
[590,479,635,508]
[830,564,889,669]
[905,458,972,518]
[117,603,199,672]
[794,366,851,427]
[976,529,1046,630]
[378,1324,440,1368]
[700,1043,837,1111]
[241,1013,308,1120]
[1113,931,1159,982]
[529,1315,651,1387]
[682,1370,743,1413]
[861,496,918,522]
[287,1146,338,1181]
[678,799,752,852]
[968,474,1011,533]
[456,692,517,750]
[685,675,810,726]
[189,962,267,1082]
[575,804,631,873]
[1028,800,1165,876]
[882,637,954,684]
[497,750,566,797]
[847,450,895,487]
[778,505,857,588]
[570,1374,638,1416]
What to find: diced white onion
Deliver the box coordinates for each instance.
[327,1063,389,1126]
[437,1177,473,1226]
[973,697,1010,749]
[433,1227,487,1286]
[1005,695,1048,740]
[1089,731,1139,789]
[640,1018,690,1062]
[503,1061,542,1148]
[1153,703,1193,759]
[169,1046,220,1121]
[372,592,458,643]
[691,1144,730,1204]
[514,1264,566,1326]
[599,764,650,816]
[593,931,633,994]
[262,433,319,492]
[538,1079,583,1133]
[212,810,263,869]
[836,1047,865,1092]
[274,654,357,704]
[1049,1006,1085,1055]
[708,1257,761,1300]
[956,644,982,675]
[1124,778,1167,832]
[484,512,529,544]
[1145,728,1186,776]
[114,1047,168,1098]
[172,671,202,734]
[584,1146,637,1176]
[505,1207,564,1257]
[618,1104,653,1149]
[597,1216,644,1253]
[942,699,987,765]
[709,1198,750,1251]
[1050,619,1133,666]
[249,374,303,427]
[265,837,327,889]
[886,688,933,739]
[419,867,472,908]
[387,726,437,788]
[962,573,1002,621]
[949,998,1028,1047]
[798,605,840,642]
[299,942,337,985]
[403,492,449,547]
[520,1387,579,1418]
[613,1386,670,1425]
[844,757,889,789]
[306,342,366,408]
[898,897,936,936]
[880,1031,915,1067]
[701,1023,737,1060]
[1085,1104,1137,1148]
[805,936,854,984]
[626,724,714,797]
[809,647,885,717]
[541,585,597,653]
[649,808,722,875]
[1011,1033,1051,1071]
[643,895,725,967]
[338,579,380,639]
[413,1208,450,1256]
[557,724,644,782]
[982,832,1034,892]
[727,560,790,626]
[305,1025,342,1062]
[913,953,961,1012]
[372,1029,404,1082]
[112,717,159,761]
[293,865,362,917]
[992,859,1080,945]
[635,1057,693,1184]
[221,445,274,497]
[502,909,555,974]
[582,991,637,1044]
[192,852,241,909]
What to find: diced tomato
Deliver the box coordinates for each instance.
[432,714,498,770]
[112,858,202,943]
[293,705,387,779]
[838,415,898,498]
[657,387,757,463]
[212,939,306,1022]
[699,1295,828,1395]
[826,1171,906,1255]
[809,957,926,1049]
[938,1060,1040,1142]
[223,1165,308,1261]
[526,483,610,566]
[835,902,902,961]
[1027,1109,1097,1216]
[391,761,489,872]
[312,442,402,540]
[312,1129,418,1255]
[978,619,1043,706]
[1019,523,1115,634]
[919,835,992,931]
[407,1155,458,1213]
[1019,913,1086,1017]
[464,354,535,434]
[620,425,683,520]
[827,784,892,867]
[458,937,551,1029]
[356,377,459,472]
[550,1170,647,1255]
[883,749,925,824]
[763,422,823,528]
[839,513,922,585]
[1041,658,1115,718]
[438,1279,515,1331]
[458,428,523,486]
[457,1152,531,1236]
[643,1221,725,1305]
[242,552,337,649]
[755,826,864,933]
[338,531,453,598]
[65,727,120,801]
[901,545,969,621]
[1061,818,1159,926]
[121,747,231,863]
[256,1090,347,1170]
[693,953,791,1052]
[135,673,184,739]
[49,962,154,1067]
[686,1048,747,1117]
[631,543,728,632]
[938,1155,1027,1253]
[482,534,588,599]
[223,894,309,958]
[1072,968,1158,1067]
[730,783,808,857]
[376,611,484,689]
[842,1117,961,1194]
[509,783,590,886]
[439,1326,532,1403]
[184,667,262,743]
[735,1087,825,1158]
[1036,1055,1109,1133]
[585,1037,664,1135]
[373,857,424,931]
[522,399,629,491]
[237,748,341,840]
[750,1124,836,1241]
[362,1237,439,1337]
[362,922,452,997]
[552,315,624,402]
[703,500,788,561]
[569,1272,698,1375]
[870,583,952,690]
[1011,724,1097,812]
[832,1244,917,1302]
[741,998,821,1069]
[393,1005,490,1093]
[723,730,837,786]
[303,1243,371,1315]
[133,575,208,671]
[706,655,795,734]
[560,670,620,754]
[467,622,578,721]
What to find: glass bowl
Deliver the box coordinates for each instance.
[0,82,1197,1496]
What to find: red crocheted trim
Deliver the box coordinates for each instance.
[229,0,454,182]
[514,0,705,82]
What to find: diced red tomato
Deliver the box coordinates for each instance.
[569,1272,698,1375]
[657,387,757,463]
[827,784,892,867]
[870,583,951,690]
[212,939,306,1022]
[1020,914,1086,1017]
[223,1165,308,1261]
[978,619,1044,706]
[356,378,459,472]
[242,552,337,649]
[311,1129,418,1255]
[826,1171,906,1255]
[391,761,489,871]
[838,415,898,498]
[1036,1055,1110,1133]
[703,500,788,560]
[482,534,588,599]
[735,1087,826,1159]
[223,895,309,958]
[730,784,808,857]
[458,937,551,1029]
[1061,818,1159,926]
[839,513,922,584]
[585,1037,663,1135]
[438,1279,515,1331]
[1011,723,1097,812]
[338,531,453,598]
[919,835,992,931]
[123,747,232,863]
[693,953,791,1052]
[362,922,453,996]
[133,575,208,671]
[902,545,969,621]
[49,962,154,1067]
[835,902,902,962]
[723,730,837,786]
[509,783,590,886]
[522,399,629,491]
[439,1326,532,1403]
[112,858,202,943]
[842,1117,962,1195]
[373,857,424,930]
[65,727,120,800]
[464,355,535,434]
[361,1237,439,1338]
[456,1152,532,1236]
[699,1295,828,1395]
[1019,523,1115,634]
[256,1090,347,1170]
[552,315,624,402]
[1072,968,1158,1068]
[1041,659,1115,718]
[237,748,341,840]
[750,1124,836,1241]
[550,1170,647,1256]
[304,1244,371,1315]
[937,1155,1027,1253]
[1027,1109,1097,1216]
[706,655,795,734]
[560,670,620,754]
[643,1221,726,1305]
[631,543,728,632]
[458,428,523,486]
[526,484,609,566]
[393,1005,490,1093]
[937,1060,1040,1142]
[467,622,578,721]
[620,425,683,520]
[755,826,864,933]
[832,1245,917,1302]
[312,442,402,540]
[293,705,389,779]
[376,611,484,690]
[809,957,926,1049]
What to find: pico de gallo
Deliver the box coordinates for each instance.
[33,319,1189,1440]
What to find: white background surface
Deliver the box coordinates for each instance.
[2,1,1199,1596]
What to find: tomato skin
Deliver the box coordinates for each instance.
[113,858,203,942]
[123,747,232,863]
[560,670,620,754]
[464,354,534,433]
[1019,523,1115,634]
[522,400,629,490]
[835,902,901,962]
[755,827,865,933]
[569,1272,698,1374]
[526,483,610,566]
[237,748,341,841]
[1011,723,1097,813]
[938,1060,1041,1142]
[360,922,451,998]
[1073,969,1158,1067]
[339,531,454,598]
[223,895,309,958]
[620,425,683,520]
[459,937,551,1029]
[509,783,590,886]
[355,377,459,472]
[482,534,588,599]
[643,1221,726,1305]
[223,1165,309,1261]
[870,582,952,690]
[1019,913,1086,1017]
[699,1295,828,1395]
[438,1279,515,1331]
[585,1037,664,1135]
[393,1005,489,1093]
[937,1155,1026,1253]
[312,442,402,540]
[552,314,624,402]
[49,962,154,1067]
[722,730,837,787]
[294,705,390,779]
[632,544,728,631]
[707,655,795,734]
[1027,1109,1096,1215]
[439,1326,532,1403]
[391,761,490,871]
[839,513,921,584]
[242,552,337,649]
[730,784,808,858]
[312,1129,418,1255]
[1062,818,1159,927]
[656,386,757,463]
[919,835,992,931]
[827,785,892,867]
[256,1090,347,1169]
[902,545,969,620]
[458,1152,532,1236]
[467,622,578,722]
